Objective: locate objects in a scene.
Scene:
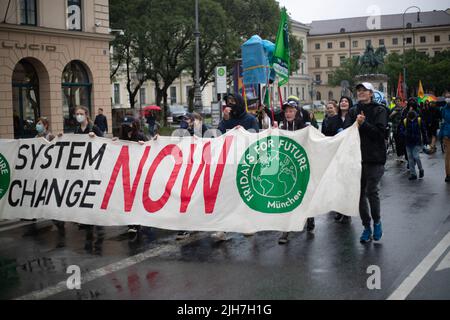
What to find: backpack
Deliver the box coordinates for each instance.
[404,117,421,128]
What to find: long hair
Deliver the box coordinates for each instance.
[338,96,354,116]
[74,105,92,124]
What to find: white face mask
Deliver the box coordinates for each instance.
[76,114,86,123]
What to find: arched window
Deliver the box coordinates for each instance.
[328,91,334,101]
[12,59,40,138]
[62,61,91,132]
[340,28,346,33]
[316,91,321,101]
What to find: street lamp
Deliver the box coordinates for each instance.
[193,0,203,112]
[402,6,421,99]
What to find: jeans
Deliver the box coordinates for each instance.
[406,145,423,176]
[360,163,385,228]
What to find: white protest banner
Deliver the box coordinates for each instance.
[0,124,361,232]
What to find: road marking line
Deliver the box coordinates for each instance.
[14,233,207,300]
[387,231,450,300]
[435,250,450,272]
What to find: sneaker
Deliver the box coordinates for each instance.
[408,174,417,180]
[445,175,450,183]
[334,213,343,221]
[128,226,138,233]
[373,222,383,241]
[176,231,190,240]
[211,231,228,241]
[339,215,352,224]
[278,232,289,245]
[306,218,315,233]
[360,227,373,243]
[419,169,424,179]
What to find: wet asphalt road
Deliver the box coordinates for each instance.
[0,151,449,300]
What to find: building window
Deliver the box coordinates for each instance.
[19,0,37,26]
[62,60,92,132]
[302,87,305,101]
[315,74,321,82]
[113,84,120,105]
[392,38,398,45]
[301,62,304,75]
[340,41,346,48]
[328,91,334,101]
[67,0,82,31]
[365,40,372,47]
[315,57,320,68]
[327,57,333,67]
[420,36,426,43]
[327,42,333,49]
[170,86,177,104]
[296,87,299,98]
[12,59,40,138]
[340,28,346,33]
[406,23,412,29]
[315,43,320,50]
[316,91,321,100]
[406,37,412,44]
[352,40,358,48]
[434,50,441,55]
[139,88,146,107]
[290,87,293,95]
[435,35,440,42]
[379,39,385,46]
[328,74,333,84]
[339,56,346,65]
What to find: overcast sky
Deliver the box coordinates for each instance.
[277,0,450,23]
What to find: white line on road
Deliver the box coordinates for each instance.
[387,231,450,300]
[15,233,207,300]
[435,250,450,272]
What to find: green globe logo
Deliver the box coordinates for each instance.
[236,136,310,214]
[217,67,225,77]
[0,153,11,201]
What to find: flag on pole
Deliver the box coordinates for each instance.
[418,80,424,99]
[396,73,405,103]
[272,8,290,87]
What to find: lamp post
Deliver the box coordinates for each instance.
[136,71,145,125]
[193,0,203,112]
[402,6,421,99]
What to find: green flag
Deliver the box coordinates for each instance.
[264,86,270,108]
[272,8,290,87]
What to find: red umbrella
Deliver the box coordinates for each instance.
[143,105,161,111]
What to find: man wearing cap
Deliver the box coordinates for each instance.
[349,82,387,243]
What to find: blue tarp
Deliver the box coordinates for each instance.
[242,35,275,85]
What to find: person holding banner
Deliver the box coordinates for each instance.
[116,116,148,236]
[275,101,315,244]
[213,94,259,241]
[218,94,259,134]
[73,106,104,137]
[35,117,55,142]
[349,82,387,243]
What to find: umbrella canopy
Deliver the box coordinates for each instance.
[418,94,437,104]
[143,105,161,111]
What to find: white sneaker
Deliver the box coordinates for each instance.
[211,231,228,241]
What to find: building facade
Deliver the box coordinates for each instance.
[0,0,112,139]
[111,72,214,110]
[307,10,450,101]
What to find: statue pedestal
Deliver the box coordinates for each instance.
[355,74,388,96]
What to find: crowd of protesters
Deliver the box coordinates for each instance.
[23,83,450,247]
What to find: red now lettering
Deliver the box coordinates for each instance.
[101,146,151,212]
[142,144,183,213]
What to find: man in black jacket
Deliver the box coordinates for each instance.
[349,82,387,243]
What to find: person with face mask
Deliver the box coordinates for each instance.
[35,117,55,142]
[349,82,387,244]
[73,106,104,137]
[399,110,428,181]
[218,94,260,134]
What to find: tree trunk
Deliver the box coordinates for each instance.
[162,91,169,127]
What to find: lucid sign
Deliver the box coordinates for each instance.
[1,41,57,52]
